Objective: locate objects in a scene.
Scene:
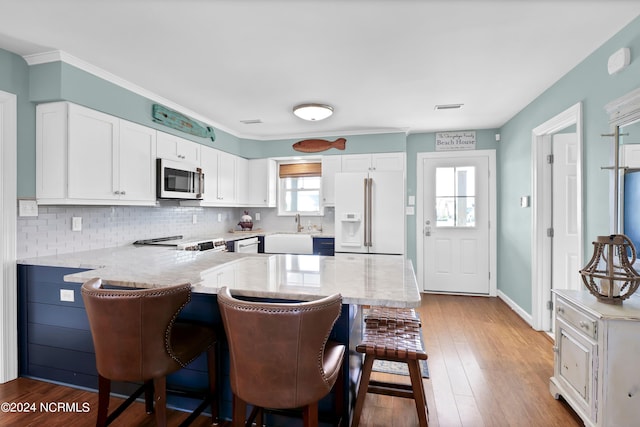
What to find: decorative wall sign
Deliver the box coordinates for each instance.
[292,137,346,153]
[435,131,476,151]
[152,104,216,141]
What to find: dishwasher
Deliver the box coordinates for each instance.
[233,237,259,253]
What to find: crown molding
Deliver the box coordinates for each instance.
[22,50,240,138]
[22,50,411,142]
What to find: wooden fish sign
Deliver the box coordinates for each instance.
[152,104,216,141]
[292,137,346,153]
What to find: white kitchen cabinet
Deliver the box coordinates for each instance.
[156,130,200,165]
[117,120,157,202]
[199,145,237,205]
[236,157,249,205]
[246,158,277,207]
[550,290,640,427]
[341,152,405,172]
[36,102,157,205]
[321,155,342,206]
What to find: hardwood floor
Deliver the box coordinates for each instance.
[0,294,583,426]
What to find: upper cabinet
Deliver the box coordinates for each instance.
[321,156,342,206]
[341,152,405,172]
[36,102,157,206]
[156,131,200,165]
[247,158,277,207]
[198,145,237,206]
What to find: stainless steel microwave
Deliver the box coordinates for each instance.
[157,158,204,200]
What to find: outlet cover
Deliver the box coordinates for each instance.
[60,289,75,302]
[72,217,82,231]
[18,200,38,217]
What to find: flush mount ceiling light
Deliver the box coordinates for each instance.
[293,103,334,121]
[434,103,463,110]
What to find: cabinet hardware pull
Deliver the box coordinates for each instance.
[579,320,589,329]
[557,306,565,314]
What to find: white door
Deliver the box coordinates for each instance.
[422,153,491,294]
[552,133,580,292]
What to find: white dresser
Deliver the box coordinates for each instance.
[550,289,640,427]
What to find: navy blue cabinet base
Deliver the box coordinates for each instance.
[18,264,358,426]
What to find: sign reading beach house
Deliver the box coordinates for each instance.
[435,131,476,151]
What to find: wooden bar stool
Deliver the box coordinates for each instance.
[351,317,429,427]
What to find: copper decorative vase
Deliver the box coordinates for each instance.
[579,234,640,304]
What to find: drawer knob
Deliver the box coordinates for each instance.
[579,320,589,330]
[557,306,565,314]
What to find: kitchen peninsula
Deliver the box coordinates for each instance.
[17,246,421,425]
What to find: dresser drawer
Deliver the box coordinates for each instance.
[556,299,598,340]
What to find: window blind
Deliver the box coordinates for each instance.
[278,162,322,178]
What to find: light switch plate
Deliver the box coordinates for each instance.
[406,206,415,215]
[72,217,82,231]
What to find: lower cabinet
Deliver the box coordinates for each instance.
[17,265,221,415]
[313,237,335,256]
[550,290,640,427]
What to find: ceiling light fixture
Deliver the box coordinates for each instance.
[293,103,334,121]
[434,103,463,110]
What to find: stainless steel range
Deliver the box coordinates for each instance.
[133,235,227,252]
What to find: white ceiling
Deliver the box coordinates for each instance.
[0,0,639,140]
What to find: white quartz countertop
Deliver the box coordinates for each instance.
[18,246,420,307]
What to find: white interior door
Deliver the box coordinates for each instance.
[531,102,583,332]
[421,153,491,294]
[552,133,580,292]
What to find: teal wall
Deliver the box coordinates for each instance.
[239,132,407,159]
[29,61,242,155]
[497,14,640,313]
[0,48,34,198]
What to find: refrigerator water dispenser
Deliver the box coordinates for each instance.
[340,212,362,247]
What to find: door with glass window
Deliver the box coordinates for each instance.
[422,154,490,294]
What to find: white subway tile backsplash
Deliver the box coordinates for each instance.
[17,205,237,260]
[17,205,336,260]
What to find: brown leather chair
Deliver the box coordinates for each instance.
[81,278,218,427]
[217,286,345,427]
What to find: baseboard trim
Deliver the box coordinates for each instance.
[497,290,533,327]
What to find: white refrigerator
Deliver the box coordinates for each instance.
[334,171,405,254]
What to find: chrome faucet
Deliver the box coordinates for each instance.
[295,213,303,232]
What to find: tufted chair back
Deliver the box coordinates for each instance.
[217,286,345,413]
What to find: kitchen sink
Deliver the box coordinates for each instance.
[263,233,313,254]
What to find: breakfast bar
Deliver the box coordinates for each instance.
[17,245,421,426]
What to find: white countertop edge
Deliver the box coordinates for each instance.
[19,245,420,308]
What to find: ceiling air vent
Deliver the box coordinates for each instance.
[240,119,263,124]
[434,104,463,110]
